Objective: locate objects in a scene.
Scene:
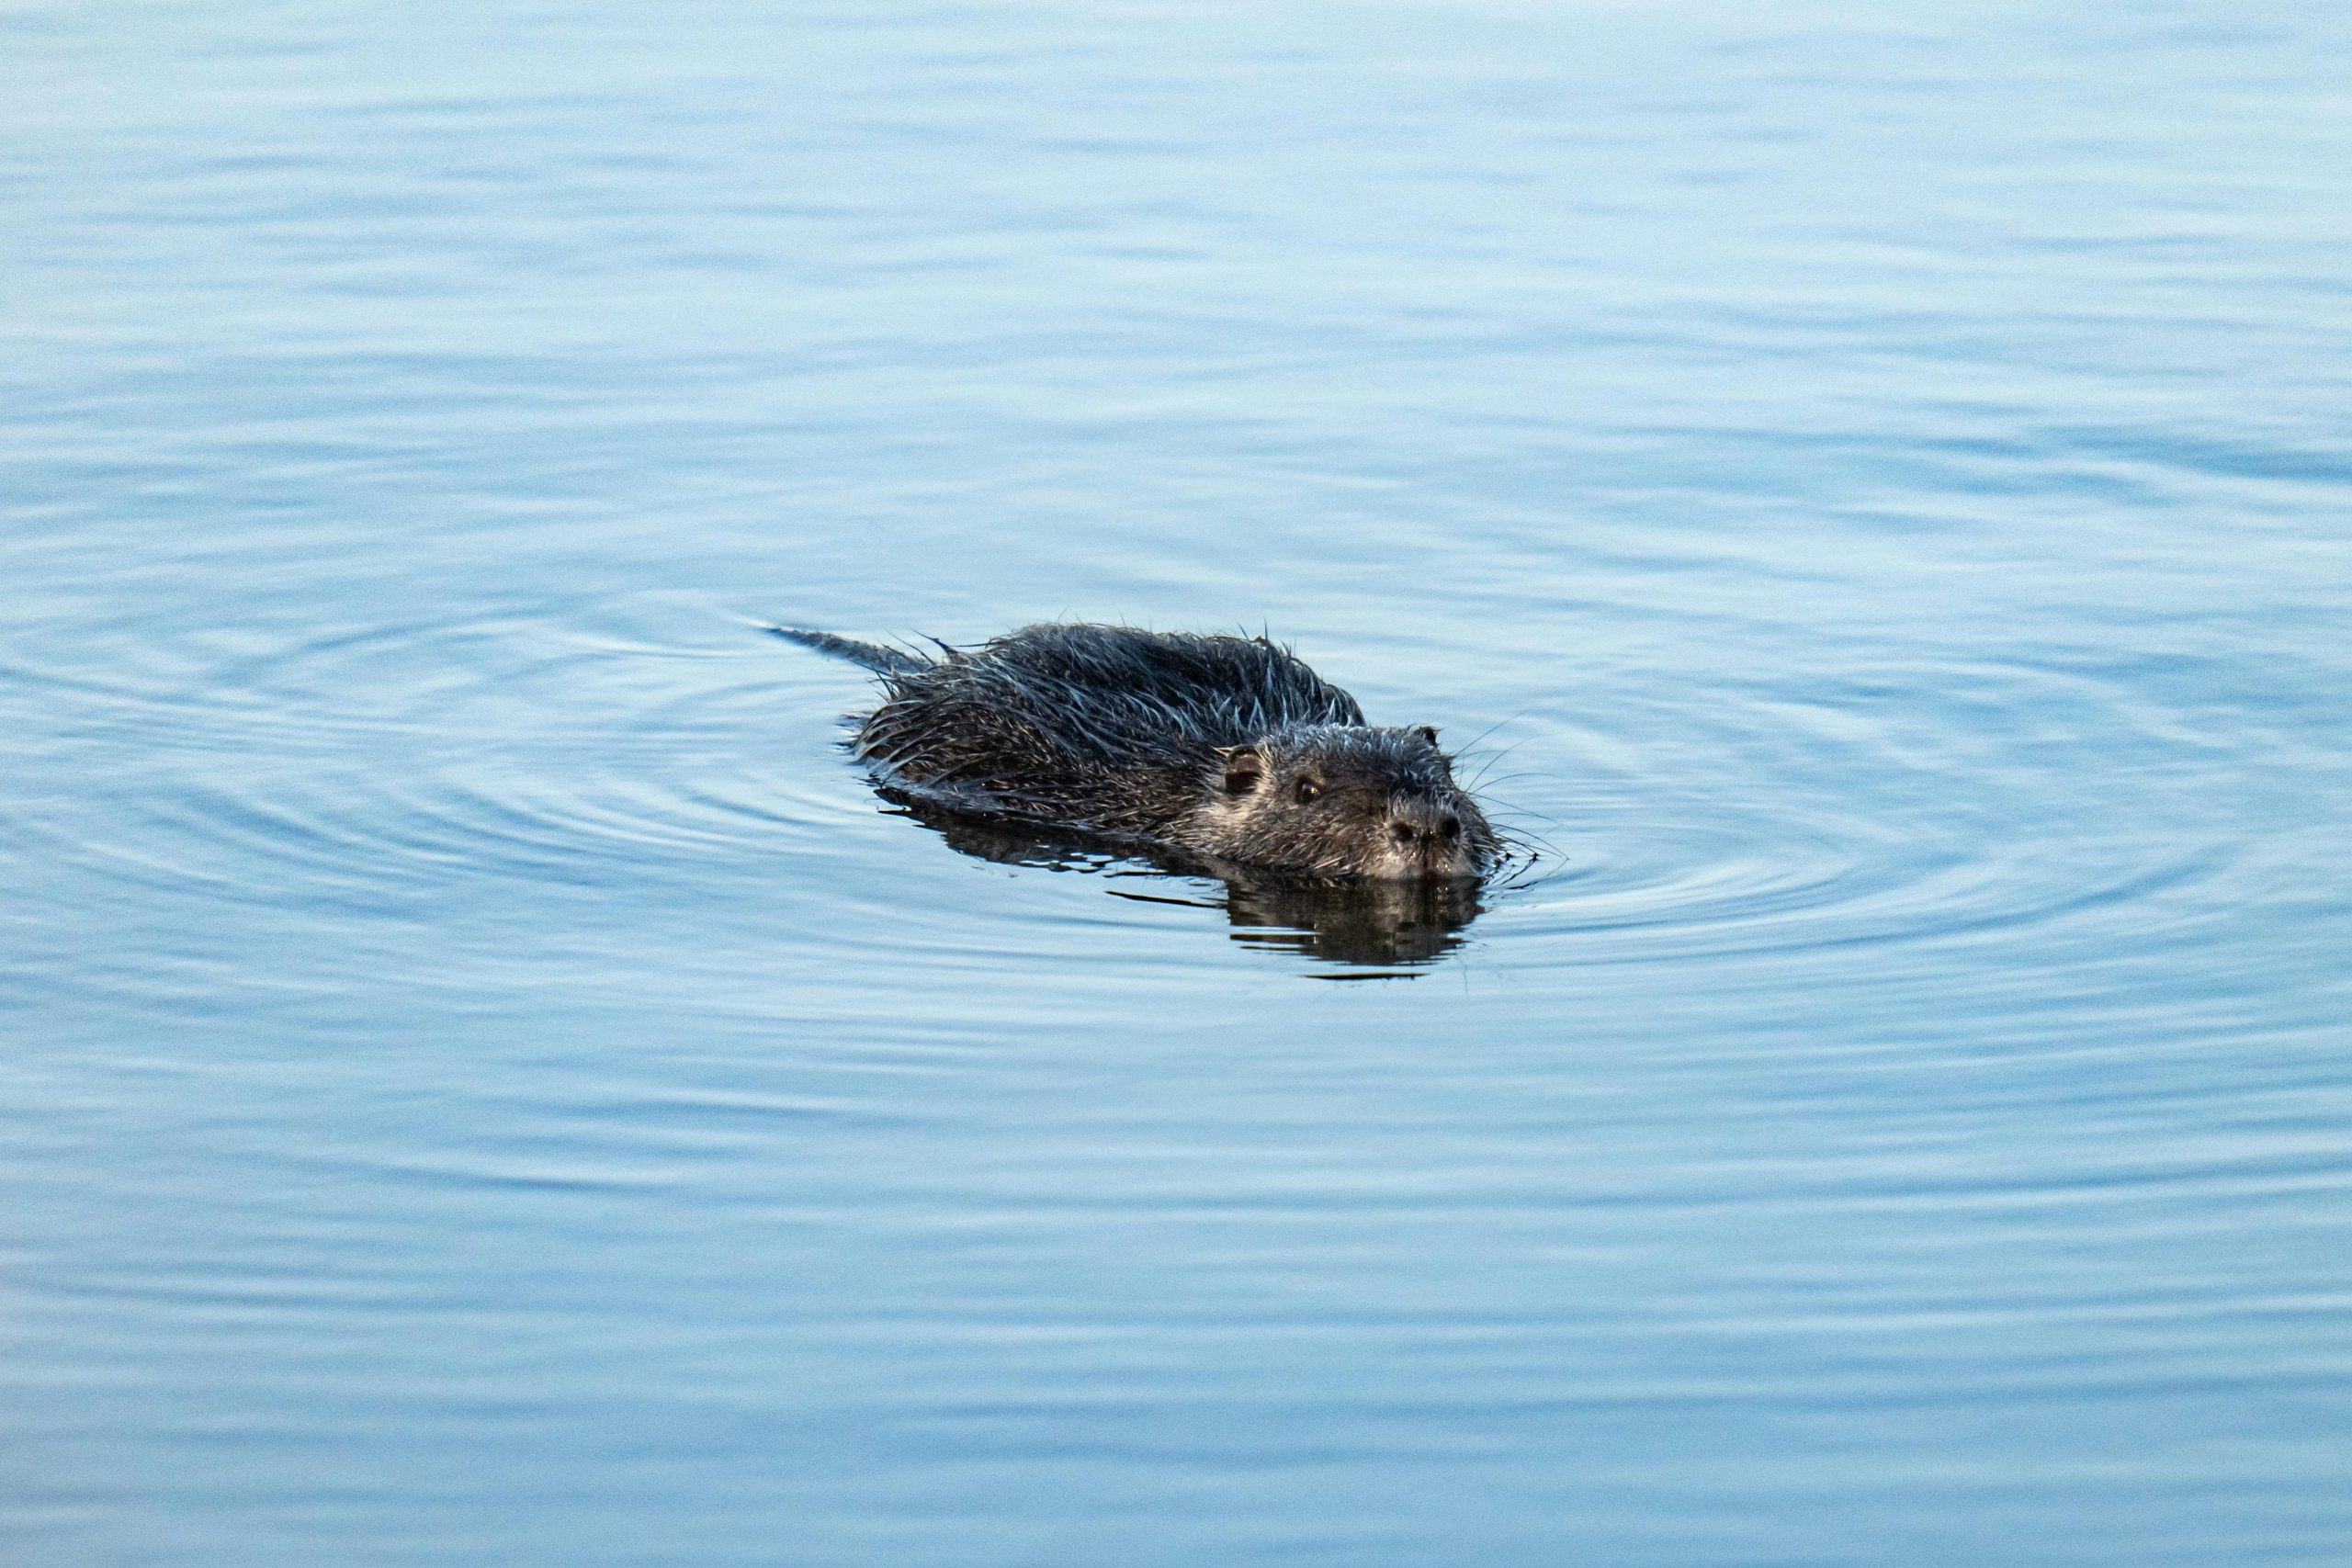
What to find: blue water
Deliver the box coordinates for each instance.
[6,2,2350,1563]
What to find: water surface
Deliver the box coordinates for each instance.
[6,2,2350,1564]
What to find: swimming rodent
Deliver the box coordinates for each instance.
[773,622,1502,881]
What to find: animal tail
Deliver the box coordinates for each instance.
[763,625,931,675]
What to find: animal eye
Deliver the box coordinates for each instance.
[1294,779,1322,804]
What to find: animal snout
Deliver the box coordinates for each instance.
[1389,811,1463,846]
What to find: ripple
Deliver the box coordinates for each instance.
[1,592,2320,992]
[1477,650,2260,970]
[5,596,867,919]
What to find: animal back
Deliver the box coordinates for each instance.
[852,624,1366,827]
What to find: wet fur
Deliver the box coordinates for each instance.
[777,622,1500,880]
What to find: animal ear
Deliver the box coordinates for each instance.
[1216,744,1265,794]
[1417,725,1441,745]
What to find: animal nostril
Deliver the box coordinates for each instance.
[1440,817,1460,840]
[1391,822,1419,844]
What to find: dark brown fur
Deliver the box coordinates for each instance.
[775,622,1499,880]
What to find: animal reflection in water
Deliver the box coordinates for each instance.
[893,793,1486,971]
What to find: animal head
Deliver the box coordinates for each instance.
[1196,724,1498,880]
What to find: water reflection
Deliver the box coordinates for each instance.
[1211,873,1484,971]
[884,794,1486,973]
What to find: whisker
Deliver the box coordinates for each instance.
[1479,800,1569,831]
[1495,825,1564,857]
[1452,708,1533,757]
[1464,740,1538,789]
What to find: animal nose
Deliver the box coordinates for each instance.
[1390,813,1462,847]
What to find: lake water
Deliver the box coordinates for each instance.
[6,2,2349,1563]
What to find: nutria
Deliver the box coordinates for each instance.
[773,622,1501,880]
